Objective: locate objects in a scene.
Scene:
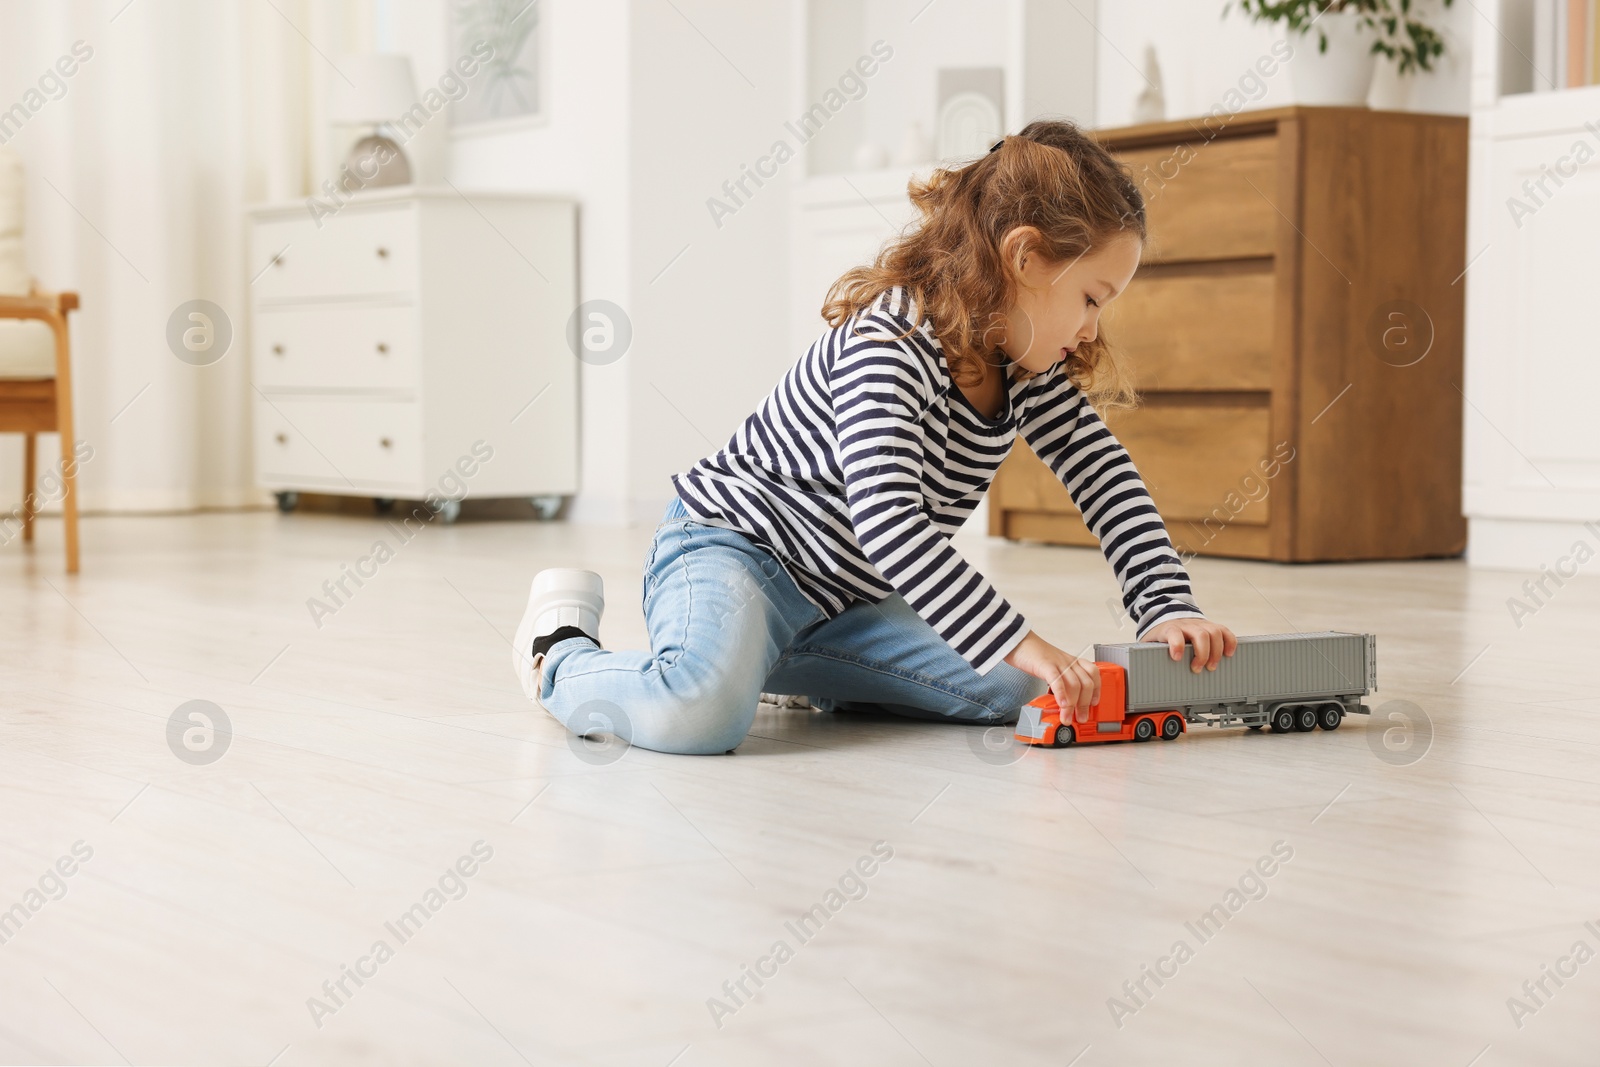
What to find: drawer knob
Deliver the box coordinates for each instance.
[376,342,389,355]
[375,246,389,259]
[379,437,393,449]
[275,432,288,445]
[272,344,285,356]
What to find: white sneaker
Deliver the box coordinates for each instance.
[759,693,812,708]
[512,568,605,705]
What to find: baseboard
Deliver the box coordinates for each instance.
[564,493,631,526]
[20,487,277,515]
[632,495,674,526]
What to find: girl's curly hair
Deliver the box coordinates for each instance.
[821,118,1146,410]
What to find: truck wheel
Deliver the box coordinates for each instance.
[1318,703,1343,730]
[1133,717,1155,742]
[1271,708,1295,733]
[1295,707,1318,732]
[1054,724,1076,747]
[1161,715,1182,740]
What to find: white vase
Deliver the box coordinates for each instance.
[854,142,889,171]
[1288,9,1379,106]
[892,121,934,167]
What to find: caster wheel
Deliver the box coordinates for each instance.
[374,497,396,513]
[275,491,299,513]
[530,494,564,521]
[437,498,462,524]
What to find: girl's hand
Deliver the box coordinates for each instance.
[1142,618,1238,673]
[1003,630,1101,721]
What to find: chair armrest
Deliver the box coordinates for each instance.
[0,291,79,320]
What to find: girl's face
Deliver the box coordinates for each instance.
[996,230,1142,375]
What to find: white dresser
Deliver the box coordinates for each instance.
[1461,3,1600,567]
[247,187,577,521]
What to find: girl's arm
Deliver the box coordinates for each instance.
[831,331,1030,678]
[1015,365,1208,638]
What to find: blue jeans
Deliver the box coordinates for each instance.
[536,496,1048,754]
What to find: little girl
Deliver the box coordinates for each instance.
[512,119,1236,755]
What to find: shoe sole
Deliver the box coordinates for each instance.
[513,568,605,704]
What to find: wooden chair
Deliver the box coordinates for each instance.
[0,286,81,572]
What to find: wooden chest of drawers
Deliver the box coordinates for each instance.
[989,106,1468,561]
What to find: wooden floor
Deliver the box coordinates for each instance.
[2,508,1598,1067]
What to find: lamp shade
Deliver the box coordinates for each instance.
[329,54,417,124]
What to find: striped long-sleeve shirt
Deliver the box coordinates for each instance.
[670,285,1205,676]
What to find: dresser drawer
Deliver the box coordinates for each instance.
[253,304,418,391]
[255,396,422,489]
[1111,267,1276,391]
[252,205,418,302]
[1002,402,1277,526]
[1117,134,1279,263]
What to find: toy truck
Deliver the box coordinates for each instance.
[1015,631,1376,747]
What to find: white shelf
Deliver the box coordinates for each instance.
[793,165,936,206]
[1480,82,1600,137]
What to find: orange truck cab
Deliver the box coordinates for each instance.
[1014,663,1185,746]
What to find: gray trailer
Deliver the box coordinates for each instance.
[1094,631,1377,733]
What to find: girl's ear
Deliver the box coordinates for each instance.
[1000,225,1037,293]
[1000,224,1038,265]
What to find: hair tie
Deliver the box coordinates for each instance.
[988,138,1004,153]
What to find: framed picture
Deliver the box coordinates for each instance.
[936,67,1005,162]
[450,0,546,134]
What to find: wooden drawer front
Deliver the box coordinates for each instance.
[1111,268,1275,391]
[252,205,419,302]
[256,396,422,489]
[1117,134,1279,263]
[1003,511,1273,561]
[253,305,419,392]
[1001,402,1277,528]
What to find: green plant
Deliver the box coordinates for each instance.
[1223,0,1456,75]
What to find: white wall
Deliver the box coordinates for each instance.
[857,0,1010,160]
[1095,0,1473,127]
[625,0,800,524]
[1,0,792,529]
[404,0,635,524]
[0,0,1479,530]
[802,0,1025,176]
[411,0,797,526]
[805,0,869,176]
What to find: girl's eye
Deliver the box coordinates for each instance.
[1086,295,1099,308]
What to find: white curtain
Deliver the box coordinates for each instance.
[0,0,372,512]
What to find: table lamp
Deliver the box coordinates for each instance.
[329,54,417,188]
